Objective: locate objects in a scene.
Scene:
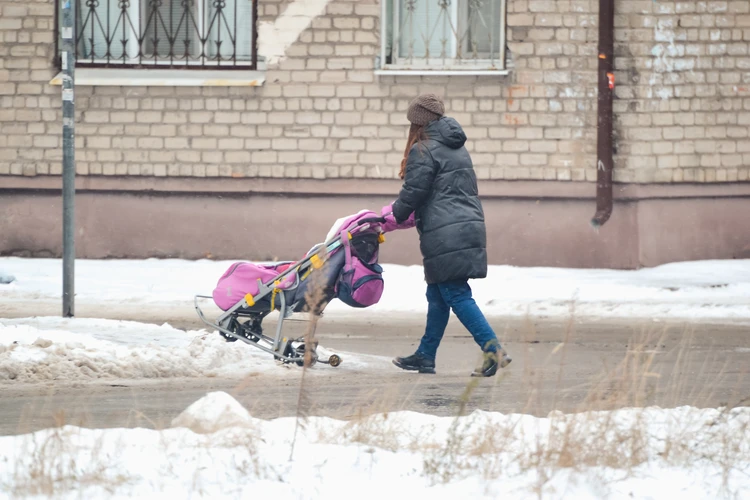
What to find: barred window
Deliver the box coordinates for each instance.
[58,0,257,69]
[380,0,509,74]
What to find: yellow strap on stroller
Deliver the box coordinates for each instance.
[270,280,281,311]
[244,293,255,307]
[310,254,324,269]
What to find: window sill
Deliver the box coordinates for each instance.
[375,68,510,76]
[49,68,266,87]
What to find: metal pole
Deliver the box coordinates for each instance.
[61,0,76,317]
[591,0,615,228]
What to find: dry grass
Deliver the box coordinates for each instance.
[4,399,273,498]
[290,250,333,459]
[323,308,749,494]
[7,426,131,497]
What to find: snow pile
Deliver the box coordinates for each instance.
[0,270,14,284]
[171,391,254,434]
[0,318,378,383]
[1,392,748,499]
[0,321,250,382]
[2,257,750,321]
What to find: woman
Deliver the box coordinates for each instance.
[382,94,511,377]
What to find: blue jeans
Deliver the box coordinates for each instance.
[416,280,501,361]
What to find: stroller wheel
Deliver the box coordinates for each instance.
[294,344,318,368]
[221,316,262,343]
[219,331,238,343]
[328,354,342,367]
[220,318,240,342]
[238,318,262,342]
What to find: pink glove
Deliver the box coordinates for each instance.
[380,202,416,233]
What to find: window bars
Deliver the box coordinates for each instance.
[381,0,508,73]
[58,0,258,69]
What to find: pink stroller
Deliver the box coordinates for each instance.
[195,209,403,367]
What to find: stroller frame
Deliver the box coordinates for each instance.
[194,216,385,367]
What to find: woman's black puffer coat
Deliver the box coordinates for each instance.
[392,116,488,285]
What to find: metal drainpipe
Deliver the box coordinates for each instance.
[591,0,615,228]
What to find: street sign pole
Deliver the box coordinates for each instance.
[61,0,76,317]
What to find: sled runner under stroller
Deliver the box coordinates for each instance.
[194,211,388,368]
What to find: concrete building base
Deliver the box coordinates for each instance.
[1,177,749,269]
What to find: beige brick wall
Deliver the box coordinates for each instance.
[0,0,749,183]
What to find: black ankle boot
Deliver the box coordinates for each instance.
[393,352,436,374]
[471,350,512,378]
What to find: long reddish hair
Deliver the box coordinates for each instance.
[399,123,427,180]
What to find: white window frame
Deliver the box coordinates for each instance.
[377,0,510,76]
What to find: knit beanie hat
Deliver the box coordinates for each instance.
[407,94,445,126]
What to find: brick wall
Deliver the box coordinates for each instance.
[613,0,750,182]
[0,0,748,183]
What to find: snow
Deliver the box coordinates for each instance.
[1,257,748,383]
[0,270,13,285]
[1,392,748,499]
[1,257,748,322]
[0,317,384,383]
[171,391,254,434]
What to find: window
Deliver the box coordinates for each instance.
[379,0,509,74]
[59,0,257,69]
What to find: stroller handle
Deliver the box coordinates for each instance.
[355,216,386,226]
